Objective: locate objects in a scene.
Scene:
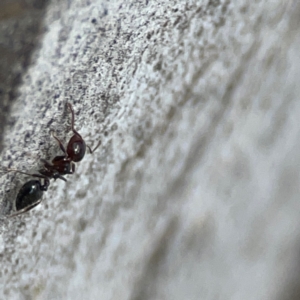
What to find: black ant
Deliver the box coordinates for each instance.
[4,102,101,217]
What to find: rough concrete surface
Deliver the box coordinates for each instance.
[0,0,300,299]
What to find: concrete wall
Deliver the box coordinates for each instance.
[0,0,300,299]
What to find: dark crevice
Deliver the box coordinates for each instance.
[0,0,51,152]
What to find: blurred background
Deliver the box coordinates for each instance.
[0,0,50,150]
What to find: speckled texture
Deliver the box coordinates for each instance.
[0,0,300,299]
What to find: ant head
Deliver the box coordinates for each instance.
[67,133,86,162]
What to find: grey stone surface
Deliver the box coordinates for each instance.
[0,0,300,299]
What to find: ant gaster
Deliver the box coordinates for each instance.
[5,102,101,217]
[8,175,50,217]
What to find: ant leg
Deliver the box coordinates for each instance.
[51,131,67,154]
[86,140,102,154]
[41,158,53,168]
[0,166,18,174]
[67,102,82,138]
[41,178,50,191]
[4,168,48,180]
[58,175,67,181]
[7,200,42,218]
[39,168,67,182]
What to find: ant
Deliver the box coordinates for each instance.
[3,102,101,217]
[39,103,100,179]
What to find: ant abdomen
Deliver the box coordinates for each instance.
[5,178,51,217]
[16,180,45,210]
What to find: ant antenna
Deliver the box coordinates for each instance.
[67,102,82,138]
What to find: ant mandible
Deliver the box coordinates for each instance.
[4,102,101,217]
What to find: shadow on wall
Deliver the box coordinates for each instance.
[0,0,50,151]
[275,238,300,300]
